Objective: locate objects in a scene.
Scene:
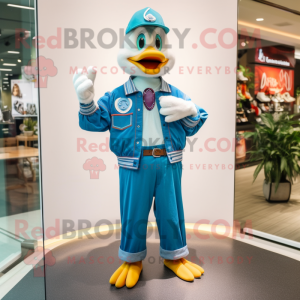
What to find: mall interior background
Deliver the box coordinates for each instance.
[234,0,300,245]
[0,0,299,298]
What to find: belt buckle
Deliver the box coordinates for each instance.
[152,148,161,158]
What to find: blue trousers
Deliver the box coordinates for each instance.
[118,145,189,262]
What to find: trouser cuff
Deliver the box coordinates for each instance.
[160,245,189,260]
[118,247,147,262]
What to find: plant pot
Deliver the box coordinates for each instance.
[263,179,291,202]
[24,131,34,137]
[2,110,11,122]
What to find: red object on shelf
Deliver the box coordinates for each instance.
[255,65,294,96]
[251,104,260,116]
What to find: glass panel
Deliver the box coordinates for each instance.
[0,0,45,299]
[235,0,300,245]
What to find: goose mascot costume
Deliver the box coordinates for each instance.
[73,7,208,288]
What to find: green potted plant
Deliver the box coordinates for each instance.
[244,113,300,202]
[23,118,37,136]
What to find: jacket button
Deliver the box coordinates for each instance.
[138,109,140,111]
[137,125,140,128]
[137,142,139,144]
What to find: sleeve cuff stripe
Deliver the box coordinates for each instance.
[79,102,98,115]
[79,107,98,115]
[181,117,200,128]
[80,101,95,108]
[186,117,200,123]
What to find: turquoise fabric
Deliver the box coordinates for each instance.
[79,76,208,170]
[126,7,170,34]
[118,145,189,262]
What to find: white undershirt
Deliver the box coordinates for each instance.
[132,76,164,146]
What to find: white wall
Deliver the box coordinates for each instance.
[37,0,237,238]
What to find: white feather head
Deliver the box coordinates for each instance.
[117,26,175,78]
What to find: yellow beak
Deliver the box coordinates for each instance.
[128,46,169,75]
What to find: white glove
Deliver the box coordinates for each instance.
[73,66,97,104]
[159,95,198,123]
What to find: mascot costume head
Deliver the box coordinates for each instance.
[117,7,175,77]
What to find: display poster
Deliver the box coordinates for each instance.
[255,65,294,96]
[11,80,38,116]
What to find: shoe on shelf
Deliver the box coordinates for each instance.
[257,92,270,102]
[236,107,244,114]
[274,103,284,112]
[274,93,284,102]
[236,116,242,123]
[259,103,267,112]
[237,71,248,81]
[240,115,248,122]
[282,92,295,102]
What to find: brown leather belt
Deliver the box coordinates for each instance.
[143,148,167,157]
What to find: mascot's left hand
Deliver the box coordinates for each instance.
[159,96,198,123]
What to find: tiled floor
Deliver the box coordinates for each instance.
[235,165,300,242]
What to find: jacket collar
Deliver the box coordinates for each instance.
[124,76,171,95]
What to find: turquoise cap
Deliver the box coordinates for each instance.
[126,7,170,34]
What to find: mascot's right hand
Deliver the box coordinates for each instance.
[72,66,97,104]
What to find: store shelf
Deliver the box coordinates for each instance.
[236,123,256,131]
[0,122,15,125]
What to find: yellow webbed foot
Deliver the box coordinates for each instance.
[109,261,142,288]
[181,258,204,276]
[126,261,143,288]
[180,258,201,278]
[164,259,194,282]
[109,262,126,285]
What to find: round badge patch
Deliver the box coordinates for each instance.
[114,97,132,114]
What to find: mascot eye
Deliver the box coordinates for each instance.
[155,34,162,51]
[137,33,146,50]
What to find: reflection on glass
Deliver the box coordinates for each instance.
[0,1,45,299]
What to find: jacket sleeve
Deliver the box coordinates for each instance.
[176,90,208,137]
[78,92,111,132]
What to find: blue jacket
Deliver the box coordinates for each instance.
[79,76,208,169]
